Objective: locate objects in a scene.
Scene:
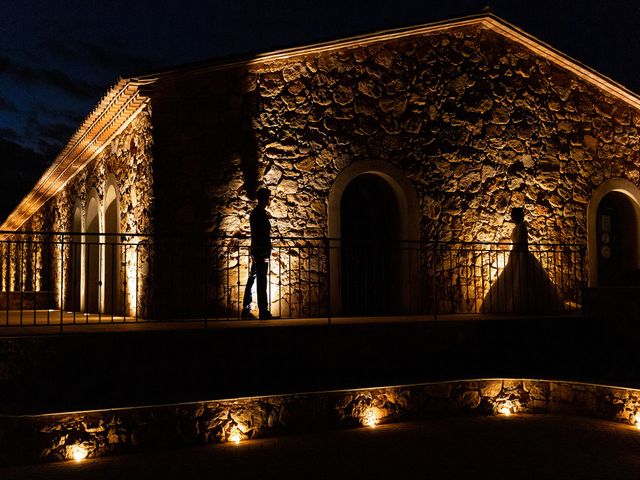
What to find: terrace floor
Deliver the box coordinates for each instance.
[0,308,581,335]
[3,414,639,479]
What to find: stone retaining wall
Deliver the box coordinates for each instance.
[3,378,640,466]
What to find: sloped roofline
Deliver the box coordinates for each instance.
[3,13,640,231]
[1,78,153,231]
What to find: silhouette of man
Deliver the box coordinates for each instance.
[241,188,273,319]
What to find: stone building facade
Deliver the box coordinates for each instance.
[2,14,640,319]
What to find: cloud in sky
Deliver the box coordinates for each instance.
[25,112,76,153]
[0,95,85,155]
[0,55,104,101]
[37,104,85,125]
[2,0,640,162]
[30,120,74,145]
[0,127,20,142]
[45,39,157,76]
[0,97,18,113]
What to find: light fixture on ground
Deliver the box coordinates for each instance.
[228,426,242,444]
[361,408,380,428]
[496,401,517,416]
[633,413,640,430]
[68,444,89,462]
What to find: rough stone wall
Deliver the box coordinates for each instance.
[30,107,155,237]
[159,24,640,244]
[3,378,640,465]
[11,108,155,315]
[8,23,640,317]
[150,24,640,315]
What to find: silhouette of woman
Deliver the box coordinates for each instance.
[482,207,563,314]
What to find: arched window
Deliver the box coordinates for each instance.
[340,174,400,314]
[69,201,83,311]
[84,189,101,312]
[588,179,640,286]
[103,175,122,315]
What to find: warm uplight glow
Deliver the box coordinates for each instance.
[53,243,65,309]
[268,254,287,317]
[634,413,640,430]
[487,254,508,285]
[69,444,88,462]
[361,409,380,428]
[496,402,516,416]
[228,427,242,444]
[124,242,139,316]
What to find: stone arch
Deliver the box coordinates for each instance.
[328,160,419,314]
[587,178,640,286]
[103,174,122,314]
[84,189,101,312]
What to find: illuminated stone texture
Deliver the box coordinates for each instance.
[6,16,640,316]
[147,26,640,245]
[147,23,638,313]
[15,111,155,316]
[2,379,640,465]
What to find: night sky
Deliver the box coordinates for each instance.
[1,0,640,216]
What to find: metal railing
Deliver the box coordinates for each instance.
[0,231,586,330]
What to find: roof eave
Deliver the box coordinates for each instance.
[0,78,153,231]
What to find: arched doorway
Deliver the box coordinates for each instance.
[84,192,101,312]
[596,192,639,286]
[588,179,640,286]
[328,160,420,315]
[103,178,121,314]
[340,174,400,314]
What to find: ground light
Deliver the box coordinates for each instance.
[228,427,243,444]
[634,413,640,430]
[499,406,512,416]
[68,444,89,462]
[361,408,380,428]
[496,401,516,416]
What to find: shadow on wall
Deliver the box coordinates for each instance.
[148,63,261,318]
[481,209,564,314]
[480,246,565,314]
[151,66,260,233]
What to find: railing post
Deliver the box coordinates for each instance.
[59,233,64,334]
[237,243,242,320]
[432,242,438,321]
[135,241,139,323]
[19,237,23,326]
[326,237,331,326]
[278,245,282,319]
[580,244,587,315]
[204,235,209,328]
